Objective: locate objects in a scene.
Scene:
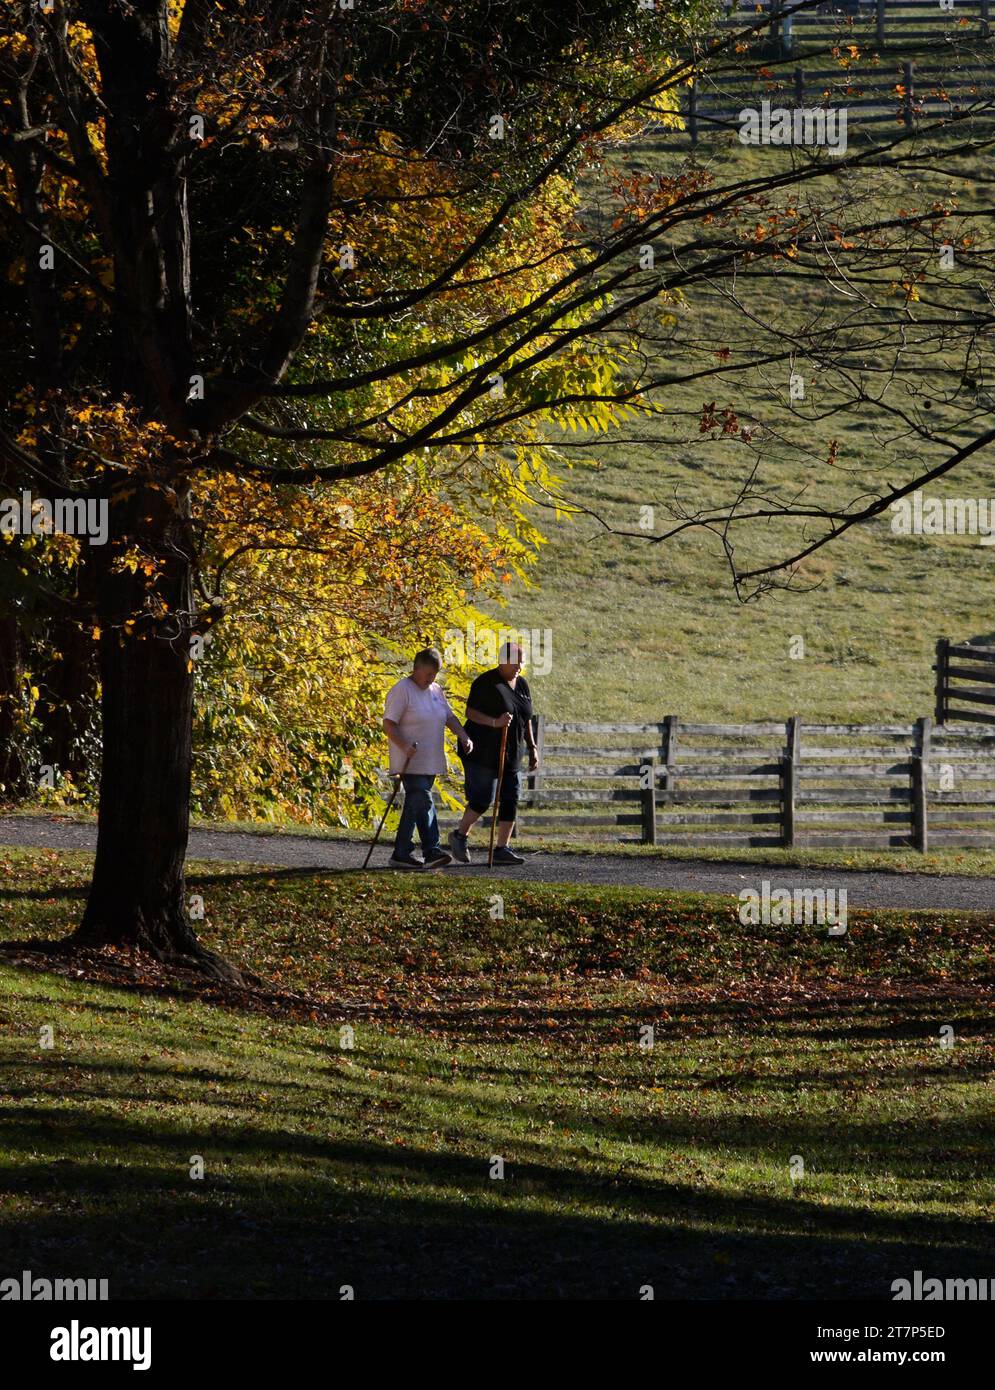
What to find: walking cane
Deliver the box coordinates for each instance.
[362,743,416,869]
[488,724,509,868]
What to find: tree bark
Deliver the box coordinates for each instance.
[73,483,238,981]
[76,609,196,956]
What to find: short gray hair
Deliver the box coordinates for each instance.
[413,647,442,670]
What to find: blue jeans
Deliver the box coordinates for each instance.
[393,774,440,858]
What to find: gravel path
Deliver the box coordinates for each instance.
[2,814,993,910]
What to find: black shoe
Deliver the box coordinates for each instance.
[492,845,525,865]
[422,849,453,869]
[388,853,424,871]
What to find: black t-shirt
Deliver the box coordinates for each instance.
[463,669,533,771]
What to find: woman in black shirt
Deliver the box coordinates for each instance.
[449,642,539,865]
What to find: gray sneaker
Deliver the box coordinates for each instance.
[449,830,471,864]
[492,845,525,865]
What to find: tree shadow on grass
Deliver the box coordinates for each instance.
[0,885,88,902]
[4,930,992,1057]
[346,990,995,1047]
[0,1105,991,1300]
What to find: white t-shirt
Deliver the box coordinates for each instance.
[383,677,454,775]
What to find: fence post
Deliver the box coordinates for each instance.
[794,67,804,111]
[688,81,698,146]
[982,0,990,38]
[642,757,658,845]
[934,638,950,725]
[770,0,782,54]
[903,60,914,130]
[912,716,931,853]
[876,0,886,49]
[781,716,800,848]
[916,714,933,763]
[663,715,678,801]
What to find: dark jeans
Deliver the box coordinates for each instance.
[463,761,523,822]
[393,774,440,858]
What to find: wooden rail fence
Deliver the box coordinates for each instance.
[934,638,995,726]
[680,1,995,142]
[720,0,992,55]
[511,714,995,850]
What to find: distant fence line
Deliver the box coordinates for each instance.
[678,1,995,141]
[686,58,995,140]
[717,0,992,54]
[512,712,995,850]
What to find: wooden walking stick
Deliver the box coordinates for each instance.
[488,723,509,868]
[362,743,416,869]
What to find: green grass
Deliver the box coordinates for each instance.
[490,133,995,729]
[1,847,993,1298]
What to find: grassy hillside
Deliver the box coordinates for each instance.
[489,131,995,727]
[1,848,994,1297]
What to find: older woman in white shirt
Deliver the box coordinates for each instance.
[382,647,472,869]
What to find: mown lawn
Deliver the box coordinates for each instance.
[495,133,995,728]
[1,847,993,1299]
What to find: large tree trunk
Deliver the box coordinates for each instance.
[75,596,197,957]
[72,483,238,981]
